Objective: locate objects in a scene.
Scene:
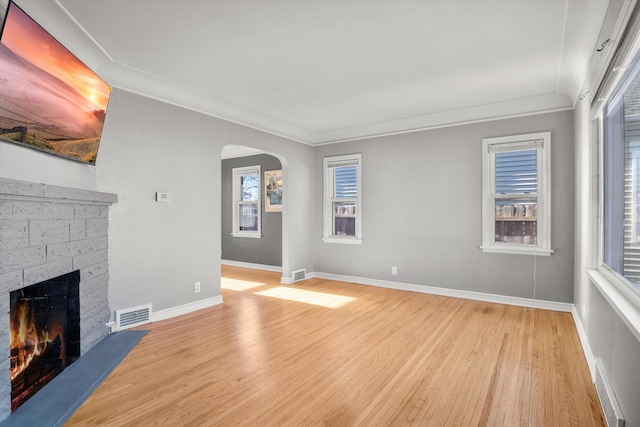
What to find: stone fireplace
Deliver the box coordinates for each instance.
[0,178,116,420]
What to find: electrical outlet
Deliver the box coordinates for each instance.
[391,266,397,275]
[194,282,201,293]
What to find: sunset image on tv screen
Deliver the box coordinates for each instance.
[0,1,111,165]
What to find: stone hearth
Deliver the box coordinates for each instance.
[0,178,116,420]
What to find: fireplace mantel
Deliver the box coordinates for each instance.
[0,178,116,420]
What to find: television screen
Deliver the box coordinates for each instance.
[0,0,111,165]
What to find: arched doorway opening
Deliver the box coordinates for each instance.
[220,145,288,279]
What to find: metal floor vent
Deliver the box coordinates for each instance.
[595,358,625,427]
[292,268,307,283]
[115,303,152,331]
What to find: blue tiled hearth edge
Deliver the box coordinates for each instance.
[0,330,147,427]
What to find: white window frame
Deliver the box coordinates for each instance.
[322,153,362,245]
[632,150,640,244]
[481,132,552,256]
[596,107,640,312]
[597,47,640,299]
[582,1,640,343]
[231,165,261,239]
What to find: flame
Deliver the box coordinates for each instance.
[9,301,57,381]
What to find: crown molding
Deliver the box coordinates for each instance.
[16,0,580,147]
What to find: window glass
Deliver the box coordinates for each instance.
[603,59,640,289]
[232,165,261,238]
[481,132,551,255]
[241,174,259,202]
[239,204,258,231]
[333,201,356,236]
[494,150,538,245]
[323,154,362,244]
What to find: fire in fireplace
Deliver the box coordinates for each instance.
[9,271,81,412]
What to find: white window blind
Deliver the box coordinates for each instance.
[334,166,357,199]
[494,149,538,195]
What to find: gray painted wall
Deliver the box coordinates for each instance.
[0,141,98,191]
[96,89,314,313]
[314,110,575,303]
[579,282,640,426]
[221,154,282,266]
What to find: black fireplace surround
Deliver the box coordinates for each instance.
[9,271,81,412]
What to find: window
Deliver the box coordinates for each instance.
[481,132,552,255]
[602,54,640,291]
[323,154,362,244]
[587,3,640,344]
[232,165,261,238]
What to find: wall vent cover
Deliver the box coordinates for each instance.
[595,358,625,427]
[292,268,307,283]
[115,303,152,331]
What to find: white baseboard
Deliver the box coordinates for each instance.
[221,259,282,273]
[572,305,596,381]
[151,295,224,322]
[312,271,573,313]
[281,276,292,284]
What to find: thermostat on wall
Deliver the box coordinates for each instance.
[156,192,170,202]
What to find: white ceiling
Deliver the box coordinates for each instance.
[20,0,611,145]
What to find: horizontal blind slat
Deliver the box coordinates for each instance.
[495,149,537,194]
[334,165,357,198]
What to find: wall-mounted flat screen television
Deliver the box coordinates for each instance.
[0,0,111,165]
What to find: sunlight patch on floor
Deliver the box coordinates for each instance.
[222,277,266,291]
[255,287,356,308]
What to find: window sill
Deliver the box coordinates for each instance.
[231,232,261,239]
[587,268,640,342]
[480,245,553,256]
[322,236,362,245]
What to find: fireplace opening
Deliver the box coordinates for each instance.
[9,271,81,412]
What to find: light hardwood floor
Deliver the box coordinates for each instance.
[66,265,604,426]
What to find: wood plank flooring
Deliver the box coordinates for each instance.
[66,266,605,426]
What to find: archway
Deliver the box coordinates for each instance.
[220,145,289,281]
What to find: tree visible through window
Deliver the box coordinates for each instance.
[239,174,259,231]
[232,165,261,238]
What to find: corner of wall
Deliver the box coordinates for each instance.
[571,305,596,380]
